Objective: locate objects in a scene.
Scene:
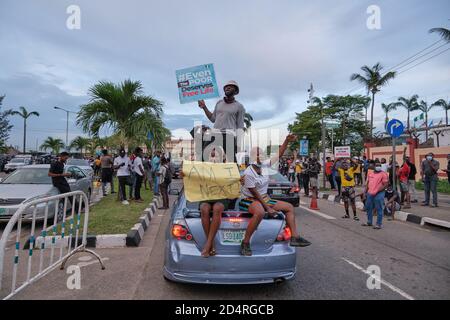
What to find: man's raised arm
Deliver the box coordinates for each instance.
[198,100,215,123]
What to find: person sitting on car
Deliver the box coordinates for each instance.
[238,134,311,256]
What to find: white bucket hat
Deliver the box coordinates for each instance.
[223,80,239,95]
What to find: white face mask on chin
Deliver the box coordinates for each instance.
[375,167,382,172]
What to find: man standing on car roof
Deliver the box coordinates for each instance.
[198,80,245,163]
[48,151,72,202]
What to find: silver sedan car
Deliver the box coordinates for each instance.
[163,189,296,284]
[0,164,92,222]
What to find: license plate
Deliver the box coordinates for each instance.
[0,208,8,215]
[222,229,245,243]
[272,189,283,195]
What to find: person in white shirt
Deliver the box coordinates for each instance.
[114,149,132,205]
[132,147,145,202]
[238,134,311,256]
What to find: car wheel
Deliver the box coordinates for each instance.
[86,189,92,205]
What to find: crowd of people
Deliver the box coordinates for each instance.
[49,147,174,210]
[277,150,444,229]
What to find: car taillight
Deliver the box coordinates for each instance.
[276,226,292,242]
[290,186,300,193]
[171,224,192,240]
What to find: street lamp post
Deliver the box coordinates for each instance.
[54,106,76,150]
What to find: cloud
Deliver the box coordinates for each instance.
[1,0,449,148]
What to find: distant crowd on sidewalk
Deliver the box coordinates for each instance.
[277,150,448,230]
[87,148,174,209]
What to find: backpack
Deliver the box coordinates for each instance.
[163,165,172,185]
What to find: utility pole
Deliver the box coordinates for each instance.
[54,106,76,151]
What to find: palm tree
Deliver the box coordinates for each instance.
[381,103,397,129]
[431,99,450,125]
[350,63,396,138]
[77,79,164,148]
[429,27,450,41]
[69,136,90,156]
[392,95,419,132]
[243,112,253,132]
[11,106,40,153]
[243,112,254,151]
[417,100,436,141]
[40,137,65,154]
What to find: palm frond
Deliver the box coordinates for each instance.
[429,27,450,41]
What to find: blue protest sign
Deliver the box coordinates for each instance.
[299,140,309,156]
[147,131,153,141]
[175,63,220,104]
[386,119,404,138]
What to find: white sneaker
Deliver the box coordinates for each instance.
[122,200,130,205]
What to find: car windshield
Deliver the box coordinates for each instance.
[11,158,25,163]
[67,159,89,166]
[1,168,51,184]
[269,172,290,183]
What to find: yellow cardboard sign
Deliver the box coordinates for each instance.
[182,161,241,202]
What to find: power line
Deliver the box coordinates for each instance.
[397,46,450,75]
[385,39,443,72]
[344,40,448,95]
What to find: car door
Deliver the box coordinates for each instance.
[66,166,88,194]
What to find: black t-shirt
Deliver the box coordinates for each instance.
[407,162,417,180]
[385,189,400,204]
[49,161,67,186]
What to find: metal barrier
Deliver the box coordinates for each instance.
[0,191,105,300]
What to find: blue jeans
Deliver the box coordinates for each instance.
[365,191,385,226]
[153,174,159,194]
[423,176,438,205]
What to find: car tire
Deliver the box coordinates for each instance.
[86,189,91,205]
[163,274,175,283]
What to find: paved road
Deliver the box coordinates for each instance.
[8,181,450,300]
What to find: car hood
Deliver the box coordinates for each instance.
[0,184,56,200]
[6,163,26,167]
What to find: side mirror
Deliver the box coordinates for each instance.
[169,188,180,195]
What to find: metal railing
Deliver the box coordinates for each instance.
[0,191,104,300]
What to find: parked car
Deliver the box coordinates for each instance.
[267,172,300,207]
[163,189,296,284]
[0,164,92,222]
[4,157,30,173]
[66,158,94,178]
[170,159,182,178]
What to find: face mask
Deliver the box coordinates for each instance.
[426,156,432,161]
[375,167,382,172]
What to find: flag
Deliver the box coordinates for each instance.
[419,113,424,120]
[428,120,433,127]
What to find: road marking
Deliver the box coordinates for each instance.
[342,257,415,300]
[299,205,336,220]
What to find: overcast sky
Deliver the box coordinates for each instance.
[1,0,449,150]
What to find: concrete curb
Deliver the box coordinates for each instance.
[23,195,162,250]
[125,196,160,247]
[319,191,450,230]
